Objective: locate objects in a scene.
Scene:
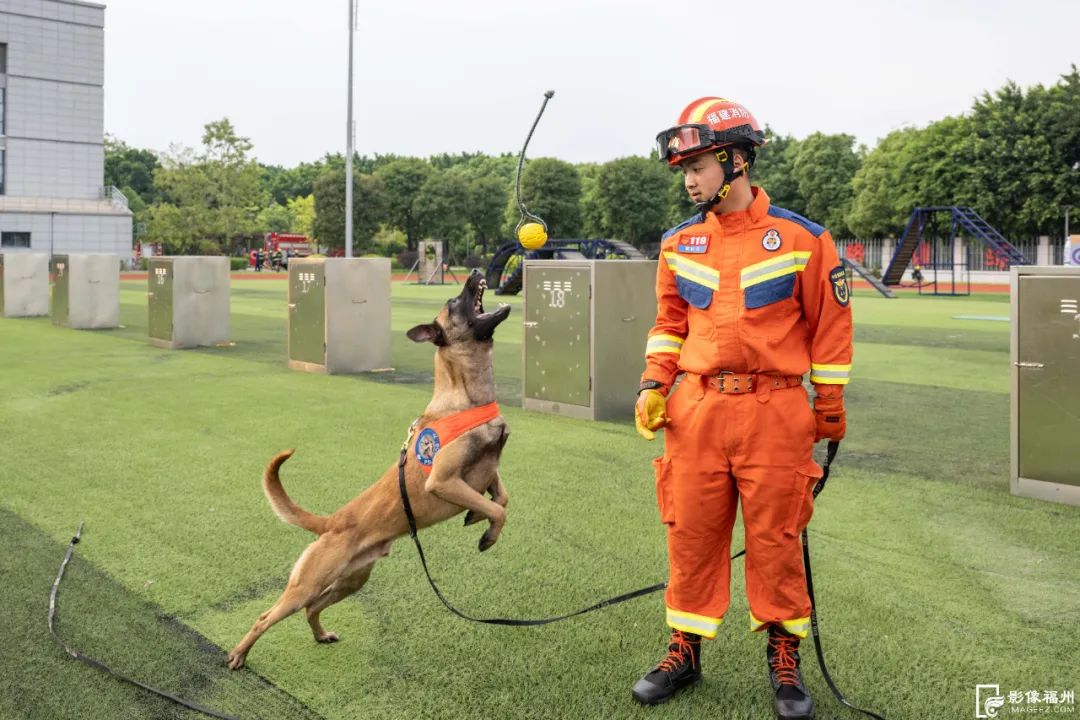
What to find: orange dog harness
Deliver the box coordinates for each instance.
[412,402,500,475]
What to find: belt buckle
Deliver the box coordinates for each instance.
[716,370,738,393]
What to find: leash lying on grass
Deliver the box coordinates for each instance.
[802,442,887,720]
[47,444,882,719]
[399,439,885,719]
[397,444,666,625]
[49,521,238,720]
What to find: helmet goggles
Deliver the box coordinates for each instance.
[656,123,764,164]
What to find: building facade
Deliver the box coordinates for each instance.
[0,0,131,256]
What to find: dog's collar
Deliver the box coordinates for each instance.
[406,402,500,475]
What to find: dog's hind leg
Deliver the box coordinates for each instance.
[305,563,373,643]
[227,585,309,670]
[304,540,390,643]
[228,538,354,669]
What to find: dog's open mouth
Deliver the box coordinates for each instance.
[467,274,510,339]
[474,277,486,314]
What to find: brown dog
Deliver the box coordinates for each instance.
[227,270,511,670]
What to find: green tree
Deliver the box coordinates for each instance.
[428,151,486,171]
[122,187,149,215]
[104,135,161,204]
[287,194,316,239]
[579,163,606,238]
[903,116,977,210]
[466,175,509,253]
[375,158,433,250]
[257,203,293,234]
[459,153,518,186]
[351,153,402,175]
[666,169,696,227]
[146,201,214,254]
[847,128,919,238]
[753,129,805,215]
[595,156,671,246]
[312,170,387,252]
[846,68,1079,241]
[504,157,582,237]
[966,70,1080,238]
[262,161,329,205]
[1046,65,1080,213]
[791,133,860,236]
[414,170,471,246]
[148,119,268,253]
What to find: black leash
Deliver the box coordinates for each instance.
[397,446,666,625]
[802,441,887,720]
[398,437,885,719]
[49,521,238,720]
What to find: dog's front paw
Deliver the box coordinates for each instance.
[478,528,498,552]
[226,650,246,670]
[316,632,340,643]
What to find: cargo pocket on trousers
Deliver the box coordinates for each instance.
[782,461,824,538]
[653,456,676,526]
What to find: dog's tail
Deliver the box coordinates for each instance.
[262,450,329,535]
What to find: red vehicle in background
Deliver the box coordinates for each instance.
[264,233,314,256]
[249,233,315,269]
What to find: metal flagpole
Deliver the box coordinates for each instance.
[344,0,355,258]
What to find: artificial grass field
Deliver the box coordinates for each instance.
[1,278,1077,720]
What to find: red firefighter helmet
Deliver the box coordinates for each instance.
[657,97,767,167]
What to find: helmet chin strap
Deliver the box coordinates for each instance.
[694,147,751,213]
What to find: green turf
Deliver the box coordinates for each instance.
[0,508,323,720]
[1,279,1077,720]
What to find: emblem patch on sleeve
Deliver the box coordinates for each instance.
[677,234,710,254]
[829,266,850,307]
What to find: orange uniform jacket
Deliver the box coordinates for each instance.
[642,187,852,395]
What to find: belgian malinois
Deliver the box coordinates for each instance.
[227,270,511,669]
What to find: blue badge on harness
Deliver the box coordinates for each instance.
[415,428,441,468]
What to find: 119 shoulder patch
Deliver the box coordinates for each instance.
[830,266,850,307]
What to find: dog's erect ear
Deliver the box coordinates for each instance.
[407,323,446,345]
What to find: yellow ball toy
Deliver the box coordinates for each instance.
[517,222,548,250]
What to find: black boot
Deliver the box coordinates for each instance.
[631,630,702,705]
[767,626,815,719]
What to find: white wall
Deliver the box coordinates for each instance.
[0,211,131,255]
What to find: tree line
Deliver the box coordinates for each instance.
[106,66,1080,259]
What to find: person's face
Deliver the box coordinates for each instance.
[678,148,743,204]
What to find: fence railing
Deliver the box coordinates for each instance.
[834,239,888,270]
[102,185,129,210]
[835,236,1064,272]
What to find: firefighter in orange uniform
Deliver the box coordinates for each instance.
[632,97,852,719]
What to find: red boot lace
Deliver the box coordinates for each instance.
[658,631,699,672]
[768,633,800,686]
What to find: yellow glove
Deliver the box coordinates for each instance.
[635,388,670,441]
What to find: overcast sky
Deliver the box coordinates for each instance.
[101,0,1079,168]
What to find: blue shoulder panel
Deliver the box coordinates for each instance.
[767,206,826,238]
[661,212,704,241]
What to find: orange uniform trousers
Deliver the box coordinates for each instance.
[655,373,823,639]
